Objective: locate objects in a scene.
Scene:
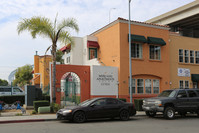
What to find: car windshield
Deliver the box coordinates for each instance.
[158,90,177,97]
[78,99,96,106]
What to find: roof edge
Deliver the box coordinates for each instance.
[90,17,169,36]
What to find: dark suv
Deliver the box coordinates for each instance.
[142,89,199,119]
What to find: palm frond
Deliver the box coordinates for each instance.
[58,31,74,45]
[17,16,54,40]
[57,18,79,33]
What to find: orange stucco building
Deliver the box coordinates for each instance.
[32,54,52,93]
[91,18,171,101]
[170,33,199,89]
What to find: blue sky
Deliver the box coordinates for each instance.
[0,0,195,80]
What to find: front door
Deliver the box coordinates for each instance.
[175,90,189,111]
[87,99,108,119]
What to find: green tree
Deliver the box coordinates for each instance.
[13,65,33,87]
[17,15,79,103]
[0,79,8,86]
[56,50,64,64]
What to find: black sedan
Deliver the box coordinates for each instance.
[56,97,136,123]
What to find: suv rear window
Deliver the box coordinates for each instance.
[187,90,198,97]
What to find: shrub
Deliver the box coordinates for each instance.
[42,94,50,102]
[50,103,60,113]
[15,113,22,116]
[33,100,50,112]
[32,110,37,114]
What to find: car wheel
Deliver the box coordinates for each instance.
[73,111,86,123]
[164,107,175,120]
[145,111,156,117]
[120,110,129,121]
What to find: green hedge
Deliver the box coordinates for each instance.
[0,95,24,105]
[33,100,50,112]
[134,99,143,111]
[42,95,50,102]
[50,103,60,113]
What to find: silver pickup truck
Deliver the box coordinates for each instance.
[142,89,199,119]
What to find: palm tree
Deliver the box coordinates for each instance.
[17,16,79,103]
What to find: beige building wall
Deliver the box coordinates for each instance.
[170,34,199,89]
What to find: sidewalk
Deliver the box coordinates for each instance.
[0,111,145,124]
[0,112,57,124]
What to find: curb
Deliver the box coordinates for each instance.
[0,119,57,124]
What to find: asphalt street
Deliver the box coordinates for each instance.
[0,115,199,133]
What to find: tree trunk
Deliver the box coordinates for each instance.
[52,43,57,103]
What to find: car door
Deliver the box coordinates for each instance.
[86,98,107,119]
[187,90,198,111]
[103,98,121,117]
[175,90,189,111]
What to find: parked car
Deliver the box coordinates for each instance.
[57,97,136,123]
[0,86,25,96]
[142,89,199,119]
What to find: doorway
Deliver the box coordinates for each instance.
[61,72,80,106]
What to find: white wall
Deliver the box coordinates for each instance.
[90,65,118,96]
[62,35,101,66]
[83,35,101,66]
[71,37,84,65]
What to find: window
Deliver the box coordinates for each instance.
[150,45,161,60]
[177,90,187,98]
[184,50,189,63]
[13,88,21,92]
[179,80,184,89]
[179,49,183,63]
[193,82,198,89]
[132,79,160,94]
[145,79,151,94]
[129,79,136,94]
[66,57,70,63]
[185,81,189,89]
[187,90,197,97]
[153,80,159,94]
[190,50,194,63]
[93,99,106,106]
[196,90,199,95]
[137,79,144,94]
[132,43,142,59]
[106,99,118,105]
[195,51,199,64]
[89,48,97,60]
[132,79,136,93]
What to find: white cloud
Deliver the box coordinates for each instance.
[0,0,195,80]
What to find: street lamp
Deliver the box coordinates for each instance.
[109,8,116,23]
[128,0,133,103]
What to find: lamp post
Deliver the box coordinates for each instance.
[128,0,133,103]
[109,8,116,23]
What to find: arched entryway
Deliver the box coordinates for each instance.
[54,64,90,104]
[61,72,81,106]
